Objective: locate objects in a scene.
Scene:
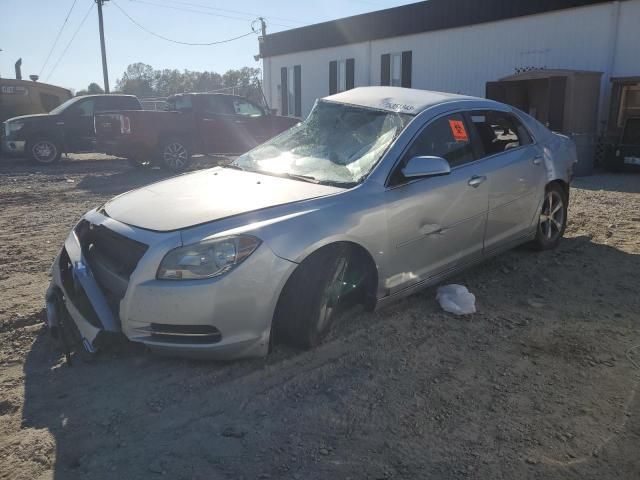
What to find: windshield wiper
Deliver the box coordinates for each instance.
[284,173,357,188]
[317,179,358,188]
[282,173,319,184]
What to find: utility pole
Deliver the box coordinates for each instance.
[255,18,269,110]
[259,17,267,38]
[96,0,110,93]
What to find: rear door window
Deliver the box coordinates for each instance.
[469,111,532,157]
[102,96,141,111]
[203,95,233,116]
[231,99,264,117]
[166,96,193,113]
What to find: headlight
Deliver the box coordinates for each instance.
[5,121,25,136]
[157,235,261,280]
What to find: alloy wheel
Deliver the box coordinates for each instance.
[539,189,565,242]
[317,257,349,333]
[163,142,188,170]
[32,141,58,163]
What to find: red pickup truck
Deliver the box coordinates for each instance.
[95,93,299,171]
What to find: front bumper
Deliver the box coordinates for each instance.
[46,211,297,359]
[2,139,26,155]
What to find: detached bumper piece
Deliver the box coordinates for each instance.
[46,220,148,362]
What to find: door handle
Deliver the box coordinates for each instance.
[468,175,487,188]
[419,223,445,236]
[533,155,543,165]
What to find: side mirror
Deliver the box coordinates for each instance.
[401,156,451,179]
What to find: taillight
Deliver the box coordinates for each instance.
[120,115,131,134]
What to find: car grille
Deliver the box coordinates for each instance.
[75,220,148,315]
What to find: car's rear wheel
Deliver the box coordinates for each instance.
[28,137,62,164]
[273,245,352,350]
[159,138,191,172]
[532,183,567,250]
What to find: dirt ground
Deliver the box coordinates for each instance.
[0,154,639,480]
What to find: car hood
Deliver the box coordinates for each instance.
[4,113,53,123]
[103,167,344,231]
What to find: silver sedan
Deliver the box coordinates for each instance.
[45,87,576,360]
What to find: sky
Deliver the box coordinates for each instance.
[1,0,416,93]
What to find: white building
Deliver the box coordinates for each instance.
[259,0,640,142]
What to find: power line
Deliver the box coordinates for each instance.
[127,0,297,29]
[149,0,307,26]
[45,2,95,81]
[39,0,79,77]
[112,0,258,45]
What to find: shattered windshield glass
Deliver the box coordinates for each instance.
[233,101,412,186]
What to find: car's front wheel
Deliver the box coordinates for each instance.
[159,138,191,172]
[532,183,567,250]
[273,245,353,350]
[27,137,62,165]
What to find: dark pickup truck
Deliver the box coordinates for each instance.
[95,93,299,171]
[2,94,141,164]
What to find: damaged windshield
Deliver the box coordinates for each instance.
[233,101,412,186]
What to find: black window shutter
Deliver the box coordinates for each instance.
[346,58,355,90]
[401,51,412,88]
[329,61,338,95]
[294,65,302,118]
[280,67,288,115]
[381,54,390,86]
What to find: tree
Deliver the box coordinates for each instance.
[87,82,104,94]
[114,63,263,102]
[75,82,105,96]
[115,62,155,97]
[222,67,262,103]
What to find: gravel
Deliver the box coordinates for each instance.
[0,154,639,479]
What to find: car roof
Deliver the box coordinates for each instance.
[324,86,489,115]
[77,94,137,98]
[172,92,244,99]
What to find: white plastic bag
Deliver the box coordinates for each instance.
[436,284,476,316]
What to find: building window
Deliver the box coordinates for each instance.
[391,53,402,87]
[280,65,301,117]
[618,85,640,128]
[329,58,355,95]
[381,51,412,88]
[338,60,347,92]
